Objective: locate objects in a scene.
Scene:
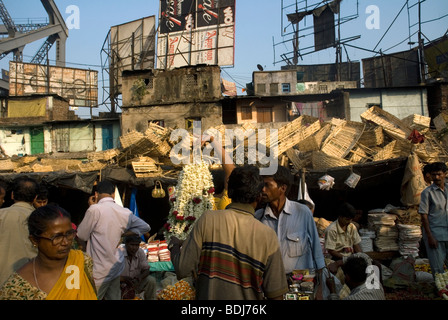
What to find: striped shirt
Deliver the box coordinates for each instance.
[172,203,289,300]
[329,283,385,300]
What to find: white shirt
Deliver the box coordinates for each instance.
[77,197,150,286]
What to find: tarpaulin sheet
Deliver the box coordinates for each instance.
[8,98,46,118]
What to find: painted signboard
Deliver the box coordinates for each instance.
[9,61,98,108]
[157,0,235,70]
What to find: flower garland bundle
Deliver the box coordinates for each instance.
[157,280,195,300]
[164,161,214,241]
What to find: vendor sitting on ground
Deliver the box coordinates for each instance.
[325,202,362,261]
[119,235,157,300]
[326,254,385,300]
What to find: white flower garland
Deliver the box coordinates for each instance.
[164,161,215,241]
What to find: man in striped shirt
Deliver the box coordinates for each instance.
[327,255,385,300]
[169,165,289,300]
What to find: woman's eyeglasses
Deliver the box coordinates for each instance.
[35,229,77,246]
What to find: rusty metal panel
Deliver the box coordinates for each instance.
[110,16,156,94]
[9,61,98,108]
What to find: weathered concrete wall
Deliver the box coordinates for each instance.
[121,103,223,134]
[122,65,222,107]
[253,70,358,96]
[348,87,428,122]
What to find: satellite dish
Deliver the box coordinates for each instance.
[257,64,264,71]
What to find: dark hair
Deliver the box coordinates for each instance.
[228,165,264,204]
[28,205,71,237]
[36,185,49,200]
[337,202,357,219]
[0,180,7,193]
[96,180,115,195]
[124,234,142,244]
[12,177,38,202]
[342,256,369,283]
[429,162,447,173]
[423,163,433,175]
[263,165,293,194]
[210,169,225,195]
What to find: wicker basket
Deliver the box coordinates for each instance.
[358,126,384,147]
[120,131,145,149]
[360,106,411,140]
[40,158,83,171]
[0,159,19,171]
[32,164,53,172]
[297,123,332,152]
[414,132,448,162]
[277,115,321,155]
[320,120,366,159]
[401,114,431,134]
[78,161,107,172]
[373,141,397,161]
[14,165,33,173]
[311,151,354,170]
[392,137,413,158]
[348,143,373,164]
[87,149,120,162]
[132,156,160,174]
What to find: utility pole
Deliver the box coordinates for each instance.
[418,0,426,84]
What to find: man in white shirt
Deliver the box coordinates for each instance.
[77,180,150,300]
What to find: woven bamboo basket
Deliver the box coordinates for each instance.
[320,120,366,159]
[78,161,107,172]
[32,164,53,172]
[40,158,83,171]
[14,165,33,173]
[296,123,332,152]
[311,151,354,170]
[22,156,38,165]
[348,143,373,164]
[285,148,302,170]
[358,126,384,147]
[373,141,397,161]
[401,114,431,134]
[147,123,173,144]
[87,149,120,162]
[132,156,160,174]
[145,129,172,157]
[0,159,19,171]
[120,131,145,149]
[392,137,413,158]
[360,106,411,140]
[414,132,448,162]
[277,115,321,155]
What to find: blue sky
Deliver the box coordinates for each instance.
[1,0,447,118]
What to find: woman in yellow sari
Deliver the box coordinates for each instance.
[203,135,235,210]
[0,205,97,300]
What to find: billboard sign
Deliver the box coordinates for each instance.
[9,61,98,108]
[110,16,157,95]
[157,0,235,70]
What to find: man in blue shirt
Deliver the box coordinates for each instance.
[419,162,448,275]
[255,166,325,279]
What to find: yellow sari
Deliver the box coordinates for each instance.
[213,189,232,210]
[46,250,97,300]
